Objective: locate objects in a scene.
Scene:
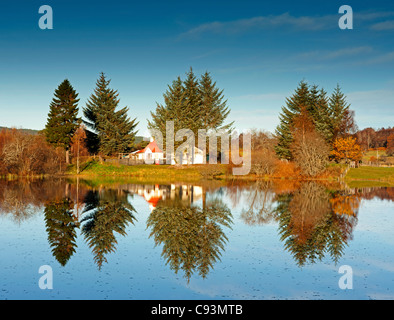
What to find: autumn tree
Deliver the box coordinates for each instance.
[387,134,394,156]
[1,130,64,175]
[331,136,363,164]
[290,107,330,177]
[249,129,278,176]
[275,82,357,160]
[70,125,88,174]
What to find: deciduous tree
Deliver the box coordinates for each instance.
[331,136,363,164]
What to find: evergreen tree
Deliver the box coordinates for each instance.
[275,82,356,160]
[182,67,204,135]
[199,71,234,132]
[329,84,353,139]
[45,79,80,163]
[83,73,138,156]
[310,86,333,143]
[275,81,311,160]
[148,68,233,154]
[147,76,190,150]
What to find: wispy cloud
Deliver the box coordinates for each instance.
[296,46,374,61]
[179,13,337,38]
[370,20,394,30]
[362,51,394,64]
[179,11,394,39]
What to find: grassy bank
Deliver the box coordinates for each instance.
[345,166,394,187]
[65,159,343,182]
[66,160,227,183]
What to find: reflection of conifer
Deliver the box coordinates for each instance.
[44,198,79,266]
[274,182,353,266]
[80,190,136,269]
[147,200,232,282]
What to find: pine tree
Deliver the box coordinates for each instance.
[148,76,190,150]
[182,67,204,135]
[275,81,311,160]
[329,84,355,139]
[148,68,233,154]
[45,79,80,163]
[83,73,138,156]
[310,86,333,143]
[275,82,356,160]
[199,71,234,132]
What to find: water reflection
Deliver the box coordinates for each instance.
[147,198,232,282]
[0,178,393,277]
[274,182,358,266]
[80,189,136,269]
[44,198,79,266]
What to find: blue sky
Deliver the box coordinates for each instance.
[0,0,393,136]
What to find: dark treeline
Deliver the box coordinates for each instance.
[356,127,394,153]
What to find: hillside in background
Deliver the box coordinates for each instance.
[0,126,40,135]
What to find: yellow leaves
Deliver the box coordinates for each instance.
[330,194,360,216]
[331,136,363,162]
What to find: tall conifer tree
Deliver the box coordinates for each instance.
[148,68,233,153]
[83,73,138,156]
[199,71,233,132]
[329,84,356,139]
[45,79,80,163]
[275,81,311,160]
[147,76,190,150]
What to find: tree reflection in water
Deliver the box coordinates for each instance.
[147,199,232,282]
[0,178,374,271]
[80,189,136,269]
[274,182,359,266]
[240,181,277,225]
[44,198,79,266]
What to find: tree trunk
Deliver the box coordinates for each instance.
[66,149,70,164]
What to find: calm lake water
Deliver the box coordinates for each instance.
[0,178,393,300]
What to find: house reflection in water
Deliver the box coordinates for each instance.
[121,184,204,211]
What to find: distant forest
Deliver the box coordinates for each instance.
[0,126,39,135]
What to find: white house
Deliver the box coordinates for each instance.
[133,140,164,164]
[130,138,205,165]
[174,146,204,165]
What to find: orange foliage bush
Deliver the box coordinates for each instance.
[0,129,65,175]
[273,161,300,178]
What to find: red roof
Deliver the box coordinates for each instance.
[136,140,163,154]
[147,196,161,208]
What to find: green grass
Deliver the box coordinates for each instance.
[345,166,394,186]
[65,159,229,183]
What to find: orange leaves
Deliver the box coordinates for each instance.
[331,136,363,163]
[330,194,360,217]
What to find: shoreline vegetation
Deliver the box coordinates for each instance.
[1,72,394,186]
[65,161,394,185]
[4,160,392,188]
[1,164,394,189]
